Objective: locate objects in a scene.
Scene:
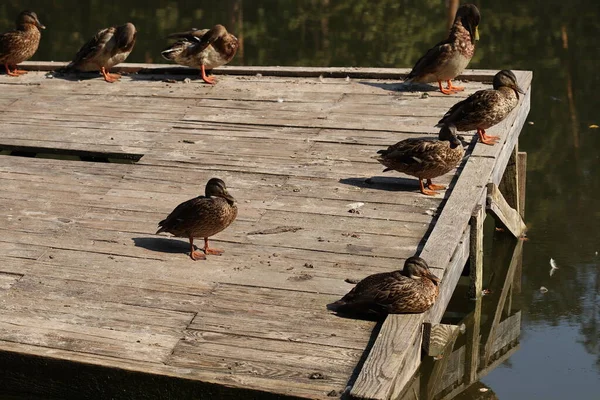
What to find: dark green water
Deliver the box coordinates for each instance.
[1,1,599,399]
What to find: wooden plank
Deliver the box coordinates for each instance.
[517,152,527,219]
[422,324,460,357]
[498,144,520,213]
[486,183,527,238]
[468,204,485,300]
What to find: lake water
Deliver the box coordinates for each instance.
[1,1,599,399]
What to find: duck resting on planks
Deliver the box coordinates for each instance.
[327,256,440,316]
[436,70,524,145]
[404,4,480,94]
[64,23,137,83]
[0,11,45,77]
[161,24,239,84]
[375,124,465,196]
[156,178,238,260]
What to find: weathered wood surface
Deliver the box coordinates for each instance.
[350,70,531,400]
[0,65,530,399]
[486,183,527,238]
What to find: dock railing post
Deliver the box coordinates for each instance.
[468,205,485,300]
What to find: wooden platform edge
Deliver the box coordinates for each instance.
[350,71,532,400]
[20,61,523,80]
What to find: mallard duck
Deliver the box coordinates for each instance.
[161,24,239,84]
[375,124,464,196]
[436,70,524,145]
[327,256,440,316]
[65,23,136,83]
[405,4,480,94]
[0,11,45,76]
[156,178,238,260]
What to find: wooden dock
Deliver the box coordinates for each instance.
[0,63,531,399]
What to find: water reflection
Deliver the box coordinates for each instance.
[2,0,599,397]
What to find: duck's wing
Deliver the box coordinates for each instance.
[405,39,453,81]
[156,195,213,234]
[436,89,499,127]
[68,27,116,67]
[377,139,443,167]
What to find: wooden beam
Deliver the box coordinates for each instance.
[19,61,519,81]
[422,323,461,357]
[498,144,520,214]
[486,183,527,238]
[468,205,485,300]
[464,296,483,385]
[517,152,527,219]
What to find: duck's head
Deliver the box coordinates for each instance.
[404,256,440,285]
[456,4,480,42]
[438,123,463,149]
[493,70,525,97]
[205,178,235,204]
[116,23,137,49]
[17,11,45,30]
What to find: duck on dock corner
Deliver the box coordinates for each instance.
[0,11,45,77]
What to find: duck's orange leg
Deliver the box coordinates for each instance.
[426,179,446,191]
[204,237,223,255]
[189,236,206,260]
[437,80,454,95]
[101,67,121,83]
[200,65,216,84]
[446,80,464,92]
[477,128,500,145]
[419,179,439,196]
[4,64,25,76]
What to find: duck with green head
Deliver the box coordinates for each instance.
[156,178,238,260]
[327,256,440,316]
[436,70,524,145]
[0,11,45,76]
[405,4,480,95]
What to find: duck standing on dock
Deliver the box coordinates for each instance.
[327,256,440,316]
[436,70,524,145]
[0,11,45,77]
[161,24,239,84]
[375,124,464,196]
[156,178,238,261]
[64,23,137,83]
[404,4,480,94]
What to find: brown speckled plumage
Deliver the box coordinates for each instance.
[436,70,524,145]
[327,257,440,316]
[161,24,239,84]
[0,11,45,76]
[66,23,136,82]
[157,178,237,260]
[405,4,480,94]
[376,124,464,196]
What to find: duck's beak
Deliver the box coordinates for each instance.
[513,83,525,95]
[223,190,236,203]
[474,26,480,41]
[36,20,46,30]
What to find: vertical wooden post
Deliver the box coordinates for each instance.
[499,144,520,215]
[517,151,527,219]
[468,205,484,300]
[464,296,482,384]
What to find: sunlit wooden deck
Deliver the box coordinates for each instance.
[0,63,531,399]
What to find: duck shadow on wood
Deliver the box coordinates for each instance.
[359,80,439,93]
[132,237,190,254]
[340,176,426,193]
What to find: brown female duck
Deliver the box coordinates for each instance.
[65,23,136,83]
[405,4,480,94]
[436,70,524,145]
[161,24,239,84]
[327,256,440,316]
[0,11,45,76]
[375,124,464,196]
[156,178,237,261]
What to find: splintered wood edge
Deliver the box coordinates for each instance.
[20,61,521,81]
[350,71,532,400]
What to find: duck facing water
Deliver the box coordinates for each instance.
[405,4,480,94]
[436,70,524,145]
[65,23,137,83]
[327,256,440,316]
[161,24,239,84]
[0,11,45,76]
[375,124,464,196]
[156,178,238,261]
